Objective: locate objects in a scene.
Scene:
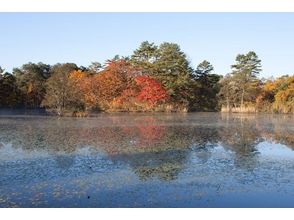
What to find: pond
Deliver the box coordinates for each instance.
[0,113,294,207]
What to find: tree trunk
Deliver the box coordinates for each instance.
[241,87,245,111]
[226,94,230,112]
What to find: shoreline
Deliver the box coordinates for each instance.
[0,109,293,117]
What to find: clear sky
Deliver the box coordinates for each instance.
[1,13,293,78]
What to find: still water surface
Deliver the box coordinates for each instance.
[0,113,294,207]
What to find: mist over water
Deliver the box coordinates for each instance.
[0,113,294,207]
[0,108,47,116]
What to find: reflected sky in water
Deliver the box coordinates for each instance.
[0,113,294,207]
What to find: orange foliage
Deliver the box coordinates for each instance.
[110,86,139,111]
[94,59,139,110]
[69,70,100,110]
[68,60,169,112]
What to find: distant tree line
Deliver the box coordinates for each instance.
[0,41,293,115]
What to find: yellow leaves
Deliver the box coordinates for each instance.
[274,76,294,102]
[69,70,86,82]
[255,75,294,113]
[263,81,275,92]
[271,75,294,113]
[27,82,33,94]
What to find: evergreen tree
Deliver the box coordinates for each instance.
[131,41,194,109]
[154,42,194,108]
[0,66,4,75]
[191,60,221,111]
[231,51,262,109]
[131,41,158,76]
[0,72,21,107]
[88,62,103,74]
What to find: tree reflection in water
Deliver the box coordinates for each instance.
[218,114,262,171]
[0,113,293,181]
[54,155,75,170]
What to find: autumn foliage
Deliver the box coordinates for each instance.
[66,59,168,112]
[135,76,168,107]
[69,70,99,110]
[2,41,294,115]
[254,75,294,113]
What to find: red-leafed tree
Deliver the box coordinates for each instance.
[135,76,168,108]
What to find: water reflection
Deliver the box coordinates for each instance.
[0,114,294,177]
[54,155,75,170]
[219,116,260,170]
[0,113,294,207]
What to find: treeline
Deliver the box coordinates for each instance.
[218,52,294,113]
[0,41,293,115]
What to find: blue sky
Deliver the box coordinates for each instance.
[0,13,293,78]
